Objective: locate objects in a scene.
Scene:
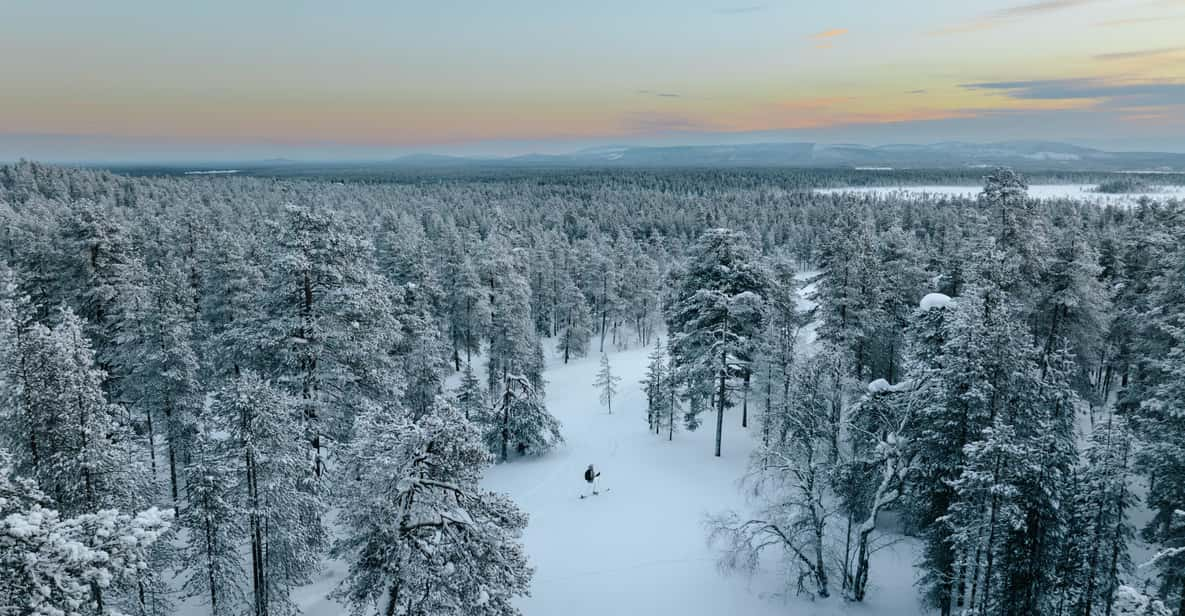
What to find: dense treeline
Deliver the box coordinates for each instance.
[1,160,1183,615]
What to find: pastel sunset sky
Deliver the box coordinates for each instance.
[3,0,1185,160]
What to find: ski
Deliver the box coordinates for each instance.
[579,487,610,499]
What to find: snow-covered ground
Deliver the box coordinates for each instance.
[815,184,1185,206]
[480,339,922,616]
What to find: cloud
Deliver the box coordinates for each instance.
[713,5,766,14]
[810,28,848,39]
[932,0,1098,34]
[1093,47,1185,61]
[1096,15,1185,27]
[961,78,1185,107]
[635,90,682,98]
[906,89,928,95]
[993,0,1096,18]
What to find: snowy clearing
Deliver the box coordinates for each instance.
[480,341,923,616]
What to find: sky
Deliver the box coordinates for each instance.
[2,0,1185,161]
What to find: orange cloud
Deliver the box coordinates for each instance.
[810,28,848,39]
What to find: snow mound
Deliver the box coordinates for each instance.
[867,378,912,394]
[867,378,891,393]
[920,293,952,311]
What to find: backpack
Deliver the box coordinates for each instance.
[584,467,594,482]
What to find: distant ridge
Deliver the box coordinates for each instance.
[373,140,1185,171]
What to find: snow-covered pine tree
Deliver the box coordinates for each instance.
[666,228,772,457]
[555,276,592,364]
[641,339,666,433]
[814,211,886,380]
[486,262,544,392]
[215,371,326,616]
[333,400,532,616]
[178,427,248,616]
[1065,412,1136,616]
[942,317,1078,616]
[0,449,173,616]
[113,255,202,501]
[237,205,402,478]
[1131,232,1185,615]
[4,305,138,516]
[486,374,563,462]
[442,249,490,370]
[661,339,683,441]
[393,282,451,420]
[199,229,266,376]
[47,202,137,376]
[977,167,1047,301]
[753,257,803,450]
[593,353,620,414]
[455,362,486,422]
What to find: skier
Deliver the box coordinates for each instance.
[583,463,601,497]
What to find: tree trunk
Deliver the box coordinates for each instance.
[501,381,511,462]
[669,387,676,441]
[599,276,608,353]
[715,344,727,458]
[741,370,750,428]
[146,404,157,479]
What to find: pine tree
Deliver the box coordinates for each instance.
[486,374,563,462]
[394,282,451,420]
[0,450,173,616]
[236,205,402,478]
[555,277,592,364]
[593,354,621,414]
[113,256,202,501]
[666,228,772,457]
[487,265,544,392]
[455,362,486,421]
[1068,413,1136,616]
[641,340,666,433]
[178,428,248,616]
[333,400,532,616]
[215,371,326,616]
[3,306,138,516]
[1133,238,1185,615]
[442,252,490,370]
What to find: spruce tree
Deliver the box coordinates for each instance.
[593,353,620,414]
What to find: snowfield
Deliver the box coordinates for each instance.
[815,184,1185,206]
[481,340,923,616]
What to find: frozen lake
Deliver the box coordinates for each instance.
[815,184,1185,206]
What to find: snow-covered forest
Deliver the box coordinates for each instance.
[3,160,1185,616]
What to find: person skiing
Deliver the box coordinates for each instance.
[583,463,601,497]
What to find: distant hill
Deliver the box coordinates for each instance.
[373,141,1185,171]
